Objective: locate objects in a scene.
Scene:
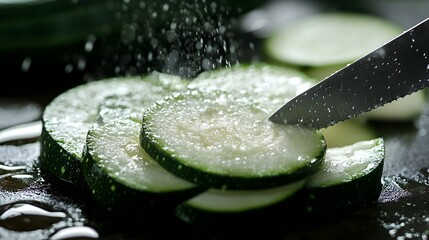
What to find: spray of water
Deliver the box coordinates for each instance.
[97,0,248,79]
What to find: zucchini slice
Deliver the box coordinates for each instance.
[176,180,305,225]
[140,90,326,190]
[82,118,201,212]
[320,119,377,148]
[95,74,187,127]
[307,65,427,123]
[264,12,426,122]
[307,64,427,123]
[264,12,403,67]
[41,72,187,185]
[175,138,385,225]
[364,90,427,122]
[304,138,385,212]
[189,63,315,113]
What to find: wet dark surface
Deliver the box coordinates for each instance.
[2,0,429,239]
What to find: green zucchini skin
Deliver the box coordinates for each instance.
[141,133,323,190]
[302,138,385,213]
[40,79,134,186]
[81,117,204,213]
[40,126,85,186]
[175,138,386,226]
[82,142,203,213]
[304,160,384,213]
[40,74,188,186]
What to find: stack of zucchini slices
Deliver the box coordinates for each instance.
[41,64,385,225]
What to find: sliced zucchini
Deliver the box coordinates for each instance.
[82,118,201,212]
[307,64,427,122]
[305,63,347,81]
[95,73,187,127]
[41,72,187,185]
[140,90,326,190]
[364,90,427,122]
[264,12,403,67]
[176,180,305,225]
[304,138,385,212]
[320,119,377,148]
[264,12,426,122]
[189,63,315,113]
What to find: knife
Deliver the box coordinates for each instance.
[269,17,429,129]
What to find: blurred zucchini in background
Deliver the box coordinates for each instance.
[264,12,427,122]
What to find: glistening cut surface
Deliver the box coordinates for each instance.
[142,90,325,189]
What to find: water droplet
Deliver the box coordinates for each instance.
[0,173,37,191]
[50,226,99,240]
[84,35,96,53]
[202,58,213,70]
[0,164,26,175]
[0,202,67,231]
[162,3,169,11]
[77,58,86,71]
[64,64,73,73]
[418,129,427,136]
[21,57,32,72]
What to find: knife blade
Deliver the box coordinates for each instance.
[269,17,429,129]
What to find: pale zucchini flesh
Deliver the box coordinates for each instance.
[364,90,427,122]
[85,118,196,192]
[82,118,199,211]
[306,138,384,188]
[184,180,305,213]
[320,119,377,148]
[141,90,326,189]
[175,180,305,225]
[176,138,385,223]
[189,63,315,113]
[41,73,187,185]
[303,138,385,212]
[265,13,403,66]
